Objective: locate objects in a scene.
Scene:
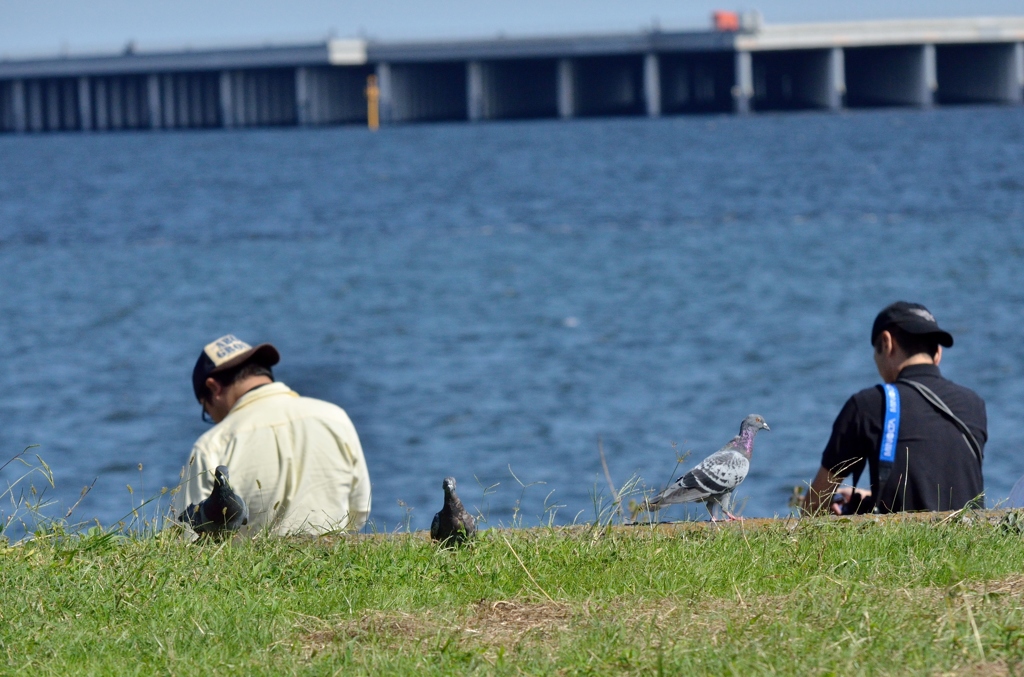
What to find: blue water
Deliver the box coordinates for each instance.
[0,107,1022,532]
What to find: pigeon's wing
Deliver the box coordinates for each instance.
[692,449,750,493]
[191,501,216,534]
[430,511,442,541]
[651,450,750,506]
[452,501,477,541]
[182,503,204,531]
[461,509,476,537]
[228,493,248,529]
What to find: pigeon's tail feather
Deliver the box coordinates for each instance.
[647,486,712,509]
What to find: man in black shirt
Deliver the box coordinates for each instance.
[804,302,987,514]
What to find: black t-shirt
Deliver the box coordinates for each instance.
[820,364,987,513]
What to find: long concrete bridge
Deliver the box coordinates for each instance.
[1,16,1023,133]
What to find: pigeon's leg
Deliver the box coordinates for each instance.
[705,500,719,523]
[720,493,741,521]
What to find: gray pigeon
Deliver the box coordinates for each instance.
[647,414,770,521]
[183,465,249,537]
[430,476,476,546]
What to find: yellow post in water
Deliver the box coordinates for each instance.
[366,75,380,131]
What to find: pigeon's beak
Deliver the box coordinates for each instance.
[762,423,771,431]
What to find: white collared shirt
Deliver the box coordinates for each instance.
[172,382,371,535]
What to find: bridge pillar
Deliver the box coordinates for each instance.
[317,68,328,125]
[11,80,26,132]
[266,73,278,124]
[1017,43,1024,103]
[733,51,753,113]
[77,77,92,130]
[251,73,263,125]
[120,80,131,129]
[147,74,161,129]
[93,79,108,130]
[180,74,190,127]
[25,80,39,131]
[125,79,141,128]
[188,75,201,126]
[643,53,661,117]
[922,44,937,107]
[109,78,124,129]
[247,73,259,125]
[829,48,846,110]
[44,80,61,130]
[296,67,312,125]
[244,72,256,125]
[313,68,326,125]
[183,75,194,126]
[219,71,234,127]
[238,72,252,126]
[557,58,576,118]
[61,79,77,129]
[467,60,485,121]
[161,75,175,128]
[206,75,220,126]
[318,69,331,125]
[232,72,245,126]
[376,63,393,124]
[27,80,44,131]
[265,73,276,125]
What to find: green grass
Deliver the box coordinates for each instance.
[3,515,1024,675]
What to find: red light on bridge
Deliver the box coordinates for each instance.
[713,11,740,32]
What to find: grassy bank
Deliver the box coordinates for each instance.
[3,514,1024,675]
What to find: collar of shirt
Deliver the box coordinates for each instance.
[896,363,942,380]
[228,381,299,417]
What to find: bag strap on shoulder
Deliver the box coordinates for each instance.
[896,378,983,466]
[870,383,901,508]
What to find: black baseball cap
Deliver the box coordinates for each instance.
[870,301,954,348]
[192,334,280,401]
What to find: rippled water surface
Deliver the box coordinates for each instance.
[0,107,1022,531]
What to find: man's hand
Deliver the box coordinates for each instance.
[803,466,843,515]
[830,487,873,516]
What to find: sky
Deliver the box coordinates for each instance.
[1,1,1023,58]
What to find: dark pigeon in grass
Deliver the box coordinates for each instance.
[430,477,476,546]
[183,465,249,537]
[647,414,770,522]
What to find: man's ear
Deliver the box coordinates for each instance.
[205,377,222,398]
[877,330,894,356]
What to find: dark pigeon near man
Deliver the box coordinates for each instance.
[183,465,249,537]
[646,414,770,521]
[430,476,476,546]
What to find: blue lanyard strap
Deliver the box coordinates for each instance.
[880,383,900,464]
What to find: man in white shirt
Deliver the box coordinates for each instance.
[172,334,372,535]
